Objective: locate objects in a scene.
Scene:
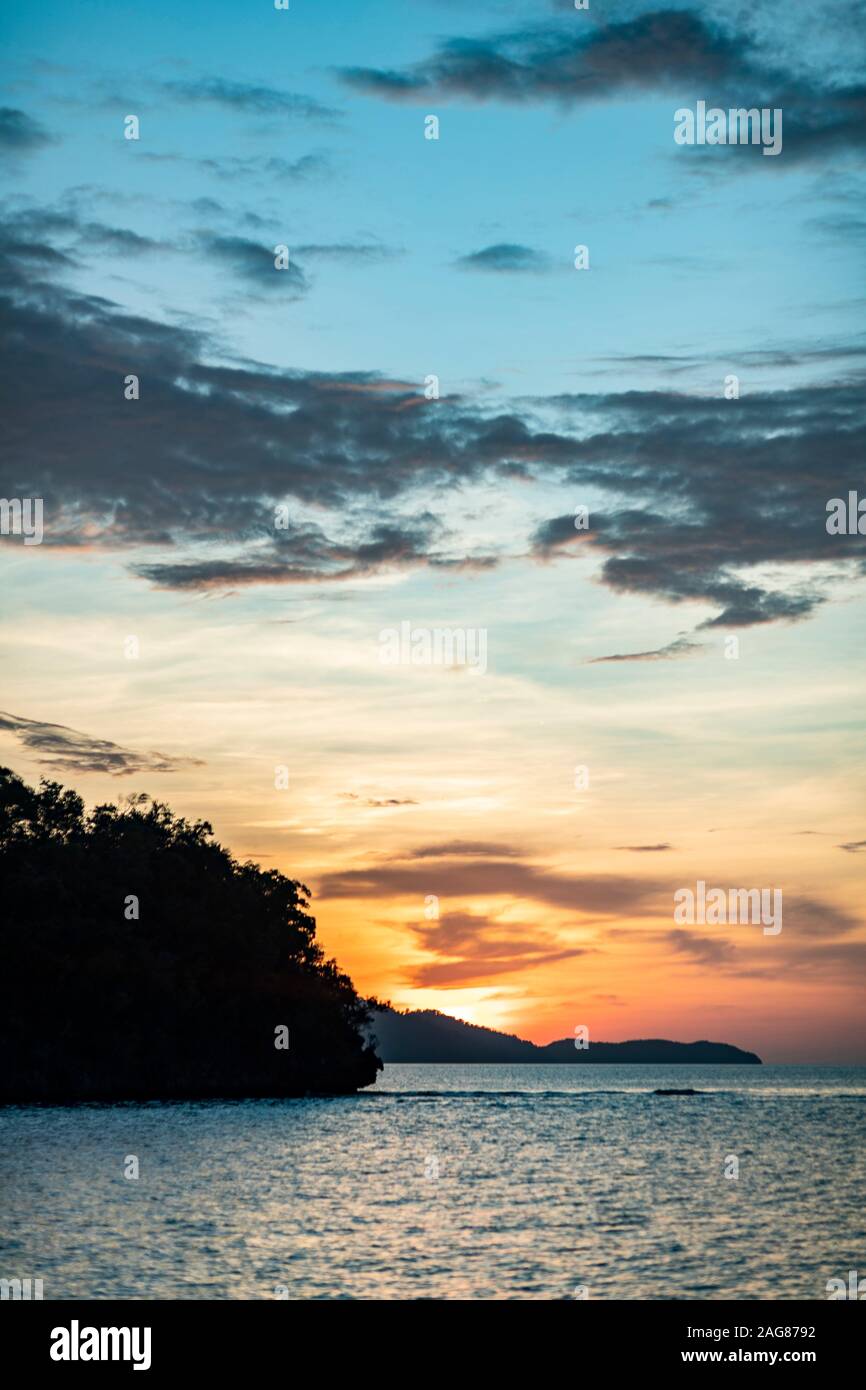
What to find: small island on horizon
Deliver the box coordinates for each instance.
[369,1007,762,1066]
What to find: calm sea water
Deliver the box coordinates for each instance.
[2,1065,864,1300]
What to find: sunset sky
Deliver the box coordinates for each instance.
[2,0,865,1063]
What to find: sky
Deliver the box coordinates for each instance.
[1,0,865,1062]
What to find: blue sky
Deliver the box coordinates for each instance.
[4,0,863,395]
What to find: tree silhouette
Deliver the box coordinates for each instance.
[0,767,381,1101]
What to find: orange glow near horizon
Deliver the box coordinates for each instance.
[1,549,864,1066]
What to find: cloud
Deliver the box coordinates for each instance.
[2,209,865,621]
[80,224,166,255]
[411,841,523,859]
[161,77,340,123]
[0,108,55,155]
[339,793,418,808]
[762,939,866,980]
[204,154,331,182]
[407,909,586,986]
[666,929,738,965]
[0,712,204,777]
[2,204,168,260]
[651,894,866,983]
[778,84,866,166]
[339,9,866,165]
[134,519,442,590]
[340,10,746,103]
[529,379,866,629]
[595,344,866,375]
[294,241,400,262]
[199,235,310,296]
[588,635,705,663]
[455,243,552,273]
[807,213,866,241]
[838,839,866,853]
[781,896,863,939]
[143,152,334,183]
[617,843,673,852]
[318,850,659,915]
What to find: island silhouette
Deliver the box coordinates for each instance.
[369,1007,761,1065]
[0,767,759,1104]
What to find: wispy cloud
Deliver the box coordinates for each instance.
[294,241,401,262]
[617,843,674,852]
[142,151,334,183]
[588,636,705,663]
[0,712,204,777]
[339,793,418,808]
[161,77,340,123]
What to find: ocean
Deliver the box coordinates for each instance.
[2,1064,864,1300]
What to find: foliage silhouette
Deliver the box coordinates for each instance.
[0,768,382,1101]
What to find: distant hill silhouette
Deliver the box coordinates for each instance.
[370,1008,761,1065]
[0,768,381,1102]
